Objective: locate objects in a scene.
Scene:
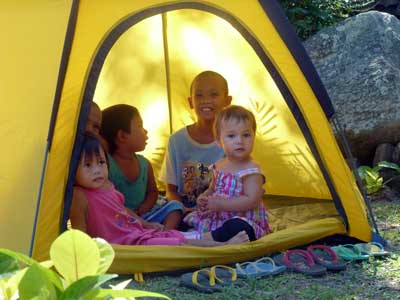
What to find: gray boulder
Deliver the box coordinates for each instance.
[303,11,400,164]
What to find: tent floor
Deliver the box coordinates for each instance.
[109,195,347,274]
[265,194,342,232]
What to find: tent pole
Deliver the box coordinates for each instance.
[331,115,383,242]
[162,13,173,135]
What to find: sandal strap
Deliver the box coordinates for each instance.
[307,244,339,263]
[367,242,385,251]
[192,269,215,287]
[210,265,237,283]
[342,244,362,255]
[235,262,258,274]
[254,256,276,267]
[284,249,315,267]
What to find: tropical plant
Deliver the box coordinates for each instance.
[357,161,400,194]
[0,229,169,300]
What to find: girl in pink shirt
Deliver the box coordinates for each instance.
[69,133,251,246]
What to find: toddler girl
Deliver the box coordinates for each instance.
[69,133,251,246]
[184,105,272,239]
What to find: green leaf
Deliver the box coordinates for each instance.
[18,264,57,300]
[0,279,16,300]
[377,161,400,172]
[84,288,171,300]
[357,165,373,179]
[1,262,60,299]
[61,274,117,300]
[50,229,100,285]
[0,249,38,267]
[365,170,379,181]
[93,238,115,274]
[108,278,132,290]
[0,253,19,274]
[3,268,28,299]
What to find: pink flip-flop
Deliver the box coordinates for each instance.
[273,249,326,276]
[307,245,346,271]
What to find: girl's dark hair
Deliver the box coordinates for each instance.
[100,104,139,154]
[81,133,106,162]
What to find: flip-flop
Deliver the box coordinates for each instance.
[273,250,327,277]
[354,242,390,257]
[331,244,370,261]
[210,265,237,286]
[180,268,221,293]
[307,245,347,271]
[235,257,286,278]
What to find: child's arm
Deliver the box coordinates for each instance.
[69,187,89,233]
[205,174,264,212]
[126,207,164,231]
[136,161,158,216]
[166,184,182,202]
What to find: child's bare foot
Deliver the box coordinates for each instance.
[226,231,249,245]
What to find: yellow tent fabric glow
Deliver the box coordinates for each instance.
[0,0,373,274]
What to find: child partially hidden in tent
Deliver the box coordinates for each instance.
[69,133,253,246]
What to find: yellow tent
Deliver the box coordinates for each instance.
[0,0,376,275]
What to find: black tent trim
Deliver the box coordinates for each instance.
[258,0,335,118]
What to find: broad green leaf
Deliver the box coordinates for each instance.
[357,166,373,179]
[109,278,132,290]
[0,253,19,274]
[3,268,28,299]
[93,238,115,274]
[0,271,16,281]
[0,249,37,267]
[0,279,15,300]
[377,161,400,172]
[50,229,100,285]
[18,264,57,300]
[365,170,379,181]
[39,260,54,269]
[371,165,383,173]
[61,274,117,300]
[84,288,171,300]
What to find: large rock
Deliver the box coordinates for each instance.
[303,12,400,164]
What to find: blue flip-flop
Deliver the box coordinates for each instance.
[235,257,286,278]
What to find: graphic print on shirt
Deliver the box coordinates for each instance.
[181,161,212,208]
[114,209,136,228]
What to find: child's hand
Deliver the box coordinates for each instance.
[143,221,164,231]
[197,195,208,212]
[203,195,225,213]
[184,206,195,213]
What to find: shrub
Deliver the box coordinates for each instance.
[0,229,169,300]
[278,0,356,39]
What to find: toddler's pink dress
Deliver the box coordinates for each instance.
[184,165,271,239]
[78,185,185,246]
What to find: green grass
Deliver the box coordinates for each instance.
[114,202,400,300]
